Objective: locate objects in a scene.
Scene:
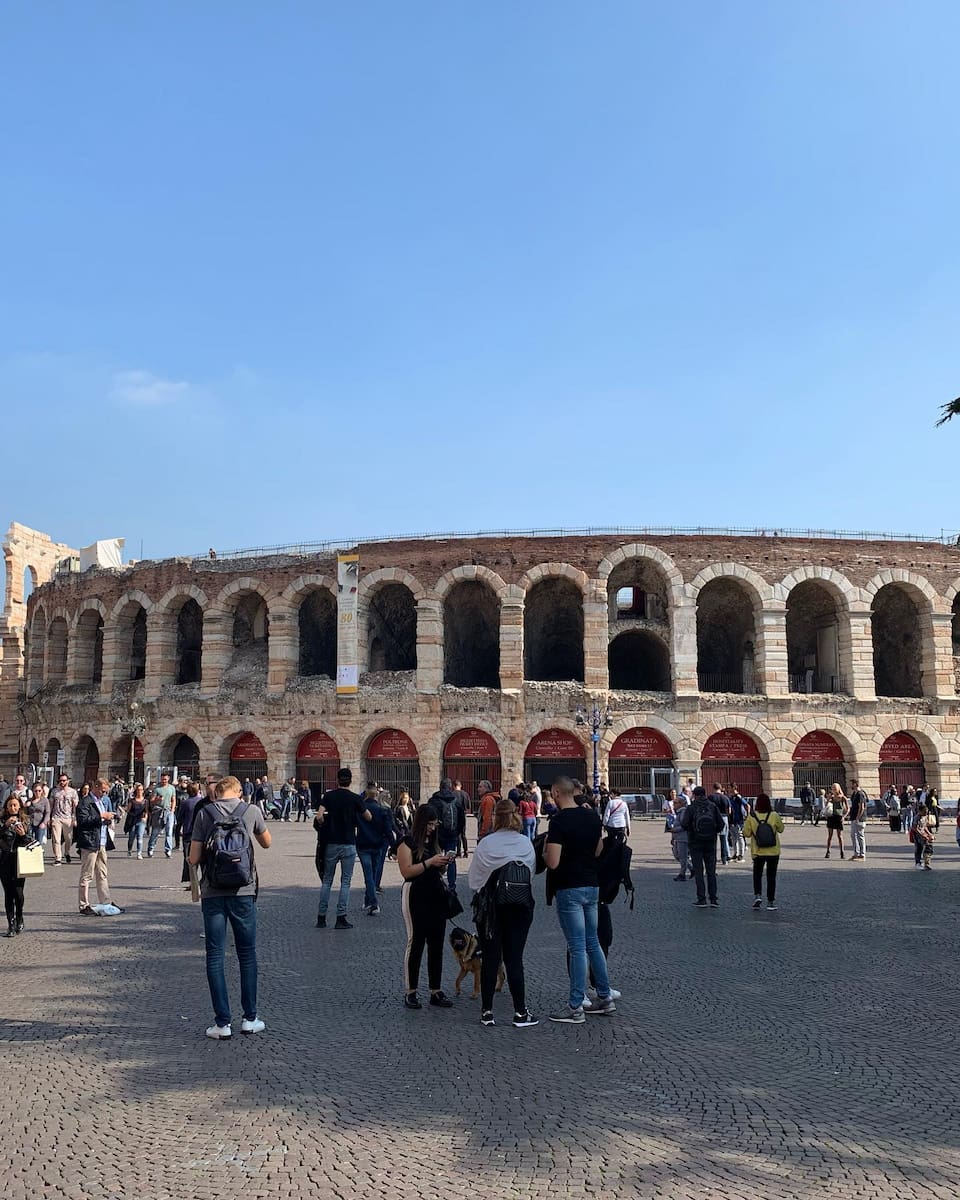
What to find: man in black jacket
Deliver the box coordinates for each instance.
[682,786,722,908]
[428,779,466,889]
[76,778,119,913]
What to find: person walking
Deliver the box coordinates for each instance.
[49,773,79,865]
[886,788,902,833]
[177,782,202,886]
[0,795,31,935]
[743,793,784,910]
[279,778,297,822]
[813,788,826,826]
[24,780,48,849]
[671,794,692,881]
[518,790,539,842]
[397,805,455,1011]
[710,783,731,866]
[544,775,615,1024]
[798,782,814,826]
[476,780,499,841]
[124,784,148,858]
[188,775,272,1039]
[356,784,394,916]
[147,772,177,858]
[295,779,311,822]
[913,803,936,870]
[824,784,847,859]
[848,780,868,861]
[314,767,372,930]
[681,786,723,907]
[468,798,538,1028]
[427,778,466,889]
[728,787,748,860]
[601,790,630,847]
[76,779,119,913]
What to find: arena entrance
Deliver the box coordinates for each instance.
[607,727,675,799]
[701,729,762,798]
[366,729,421,803]
[523,728,586,791]
[77,736,100,785]
[229,731,268,782]
[442,728,501,806]
[791,730,847,796]
[296,730,341,805]
[878,732,926,792]
[109,736,145,785]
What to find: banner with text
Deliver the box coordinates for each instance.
[336,553,360,694]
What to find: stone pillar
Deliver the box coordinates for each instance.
[583,580,608,692]
[675,758,701,788]
[933,758,960,797]
[847,606,877,701]
[854,762,881,797]
[756,604,788,697]
[267,605,298,694]
[767,759,794,799]
[144,610,174,698]
[926,612,955,701]
[416,598,442,695]
[499,585,524,691]
[672,600,699,696]
[100,624,125,699]
[200,610,231,696]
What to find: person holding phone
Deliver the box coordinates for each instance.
[397,806,455,1010]
[0,795,31,935]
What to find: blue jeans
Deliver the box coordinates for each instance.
[280,796,292,821]
[438,832,458,888]
[201,895,258,1027]
[357,848,379,909]
[318,844,357,917]
[127,820,146,853]
[148,810,175,855]
[555,886,611,1010]
[522,817,537,842]
[375,844,388,888]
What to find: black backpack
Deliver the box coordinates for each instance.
[204,802,255,889]
[438,796,459,834]
[753,813,777,849]
[495,860,534,907]
[598,837,635,908]
[688,798,720,839]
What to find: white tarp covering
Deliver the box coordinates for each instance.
[79,538,125,571]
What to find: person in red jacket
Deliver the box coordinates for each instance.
[477,780,500,840]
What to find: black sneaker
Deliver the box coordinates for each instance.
[429,991,454,1008]
[693,900,708,908]
[65,854,72,864]
[480,1010,496,1027]
[403,993,422,1010]
[315,915,326,928]
[709,900,720,908]
[334,916,353,930]
[513,1011,539,1028]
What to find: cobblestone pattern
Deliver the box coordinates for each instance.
[2,820,959,1200]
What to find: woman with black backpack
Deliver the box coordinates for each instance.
[468,799,537,1029]
[743,793,784,911]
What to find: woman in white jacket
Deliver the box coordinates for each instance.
[468,799,538,1029]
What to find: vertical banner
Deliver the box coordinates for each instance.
[336,553,360,694]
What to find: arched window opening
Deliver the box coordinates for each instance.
[696,579,757,694]
[367,584,417,672]
[298,590,336,678]
[608,630,671,691]
[176,599,203,685]
[444,580,500,687]
[47,617,68,682]
[786,581,845,694]
[524,578,584,682]
[169,734,201,780]
[226,593,269,684]
[76,610,105,687]
[76,735,100,785]
[110,736,145,785]
[44,737,61,786]
[872,585,923,698]
[23,565,36,602]
[607,559,669,625]
[28,607,47,690]
[952,595,960,693]
[130,608,147,680]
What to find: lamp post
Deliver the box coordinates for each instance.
[118,701,147,788]
[575,701,612,799]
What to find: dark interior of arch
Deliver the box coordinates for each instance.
[872,585,922,697]
[172,734,200,768]
[74,610,104,687]
[176,599,203,684]
[953,596,960,649]
[608,630,671,690]
[607,559,670,622]
[786,581,842,690]
[299,590,337,678]
[47,618,69,681]
[28,739,39,764]
[444,580,500,687]
[524,577,584,682]
[233,593,269,646]
[368,583,417,672]
[696,579,756,693]
[130,608,147,680]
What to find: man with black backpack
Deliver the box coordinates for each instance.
[188,775,272,1040]
[681,785,723,908]
[427,778,466,889]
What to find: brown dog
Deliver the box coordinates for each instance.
[449,925,504,998]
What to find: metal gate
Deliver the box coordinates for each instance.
[230,757,268,781]
[792,763,846,795]
[297,758,341,805]
[441,757,501,807]
[366,757,421,803]
[608,758,673,794]
[702,760,762,798]
[523,758,587,790]
[879,763,926,792]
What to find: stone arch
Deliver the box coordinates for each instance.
[443,578,501,687]
[523,574,584,682]
[73,602,106,688]
[784,577,850,694]
[863,570,939,611]
[598,543,686,608]
[696,715,777,762]
[519,562,589,595]
[27,604,47,688]
[107,589,155,622]
[212,577,281,613]
[362,579,418,672]
[687,563,773,606]
[358,567,428,604]
[695,574,763,694]
[865,719,954,764]
[870,583,925,698]
[280,574,337,608]
[607,628,671,691]
[220,729,271,775]
[214,581,272,684]
[434,564,509,602]
[155,584,210,614]
[284,722,342,765]
[73,732,101,784]
[600,713,686,757]
[776,565,858,609]
[782,718,865,763]
[174,598,204,685]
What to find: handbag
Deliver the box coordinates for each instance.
[443,884,464,920]
[17,843,45,877]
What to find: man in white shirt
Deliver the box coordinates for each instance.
[602,790,630,845]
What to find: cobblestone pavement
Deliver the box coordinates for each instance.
[2,818,959,1200]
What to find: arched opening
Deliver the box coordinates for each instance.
[23,565,36,601]
[607,557,670,624]
[298,590,337,678]
[27,738,39,766]
[167,734,200,780]
[75,609,104,687]
[115,601,148,682]
[226,592,269,683]
[701,729,762,798]
[878,732,926,792]
[791,731,847,796]
[110,736,145,785]
[366,729,421,802]
[76,735,100,785]
[608,630,671,691]
[442,728,502,799]
[952,594,960,693]
[696,579,758,694]
[44,737,61,786]
[523,728,586,791]
[608,728,674,798]
[175,599,203,685]
[47,617,68,682]
[872,585,923,698]
[786,581,846,694]
[28,606,46,690]
[524,578,584,682]
[366,583,417,672]
[229,731,268,781]
[295,730,341,805]
[444,580,500,687]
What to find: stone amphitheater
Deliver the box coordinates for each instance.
[3,520,960,801]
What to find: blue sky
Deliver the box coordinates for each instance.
[2,1,959,560]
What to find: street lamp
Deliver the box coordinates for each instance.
[575,701,613,799]
[118,701,147,787]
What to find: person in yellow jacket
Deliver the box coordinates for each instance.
[743,793,784,911]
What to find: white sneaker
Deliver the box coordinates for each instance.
[137,853,143,860]
[581,995,593,1009]
[241,1017,265,1034]
[587,986,622,1001]
[206,1023,232,1039]
[915,863,924,870]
